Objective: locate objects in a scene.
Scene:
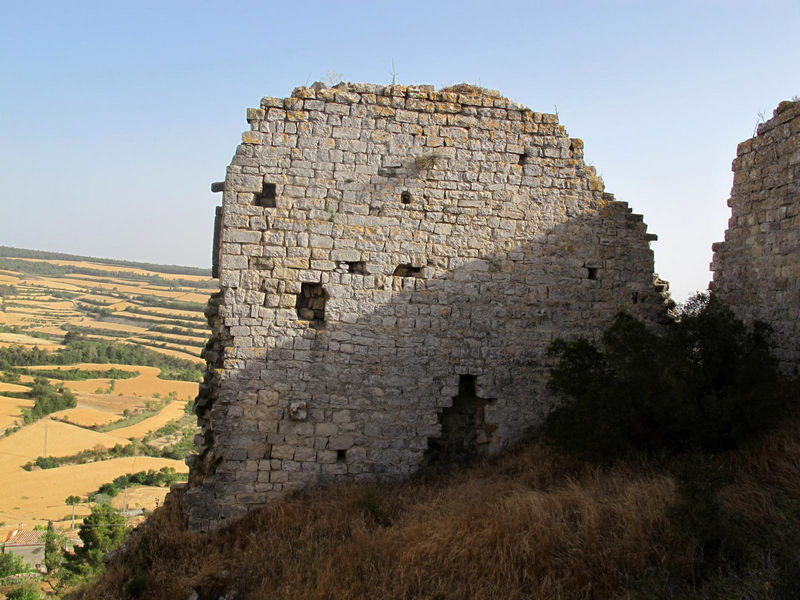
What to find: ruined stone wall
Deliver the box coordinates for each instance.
[711,99,800,374]
[183,83,671,531]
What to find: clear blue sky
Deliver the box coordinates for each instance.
[1,0,798,301]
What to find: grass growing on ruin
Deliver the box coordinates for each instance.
[70,409,800,600]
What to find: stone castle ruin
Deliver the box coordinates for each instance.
[711,99,800,375]
[181,82,678,531]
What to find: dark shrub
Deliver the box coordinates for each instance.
[545,293,786,460]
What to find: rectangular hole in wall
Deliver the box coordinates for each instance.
[392,264,423,278]
[347,261,366,274]
[336,449,346,463]
[255,182,276,207]
[295,282,327,325]
[587,267,598,280]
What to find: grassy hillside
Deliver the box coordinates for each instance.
[71,410,800,600]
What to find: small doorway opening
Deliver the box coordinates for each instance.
[425,375,495,464]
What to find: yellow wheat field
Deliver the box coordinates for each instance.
[0,456,188,528]
[109,401,189,441]
[0,273,21,283]
[30,325,72,337]
[117,342,205,364]
[10,298,75,311]
[139,331,207,345]
[0,420,123,472]
[0,394,34,430]
[68,320,148,334]
[0,332,61,347]
[16,258,210,283]
[0,381,30,393]
[58,277,152,296]
[54,365,199,399]
[111,484,174,513]
[52,407,121,427]
[173,292,211,303]
[72,393,148,415]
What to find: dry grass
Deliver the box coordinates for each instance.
[75,445,674,600]
[74,414,800,600]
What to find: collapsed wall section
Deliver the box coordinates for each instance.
[183,83,671,531]
[711,99,800,374]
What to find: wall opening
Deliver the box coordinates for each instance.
[255,182,277,207]
[424,375,495,465]
[587,267,598,280]
[336,449,347,463]
[393,264,423,278]
[295,282,327,324]
[518,153,527,166]
[347,261,366,274]
[400,190,412,204]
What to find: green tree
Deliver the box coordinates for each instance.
[43,520,66,573]
[5,584,43,600]
[65,495,81,529]
[544,293,787,460]
[0,550,29,577]
[66,502,126,575]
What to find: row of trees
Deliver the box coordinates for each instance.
[91,467,186,500]
[20,377,77,424]
[0,334,202,382]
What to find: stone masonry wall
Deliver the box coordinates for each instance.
[183,83,672,531]
[711,99,800,374]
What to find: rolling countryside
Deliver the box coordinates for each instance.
[0,247,212,531]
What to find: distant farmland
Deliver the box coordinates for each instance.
[0,247,214,531]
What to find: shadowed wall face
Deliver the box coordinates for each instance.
[183,83,670,531]
[711,100,800,375]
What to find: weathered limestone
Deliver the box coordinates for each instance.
[711,99,800,375]
[182,82,671,531]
